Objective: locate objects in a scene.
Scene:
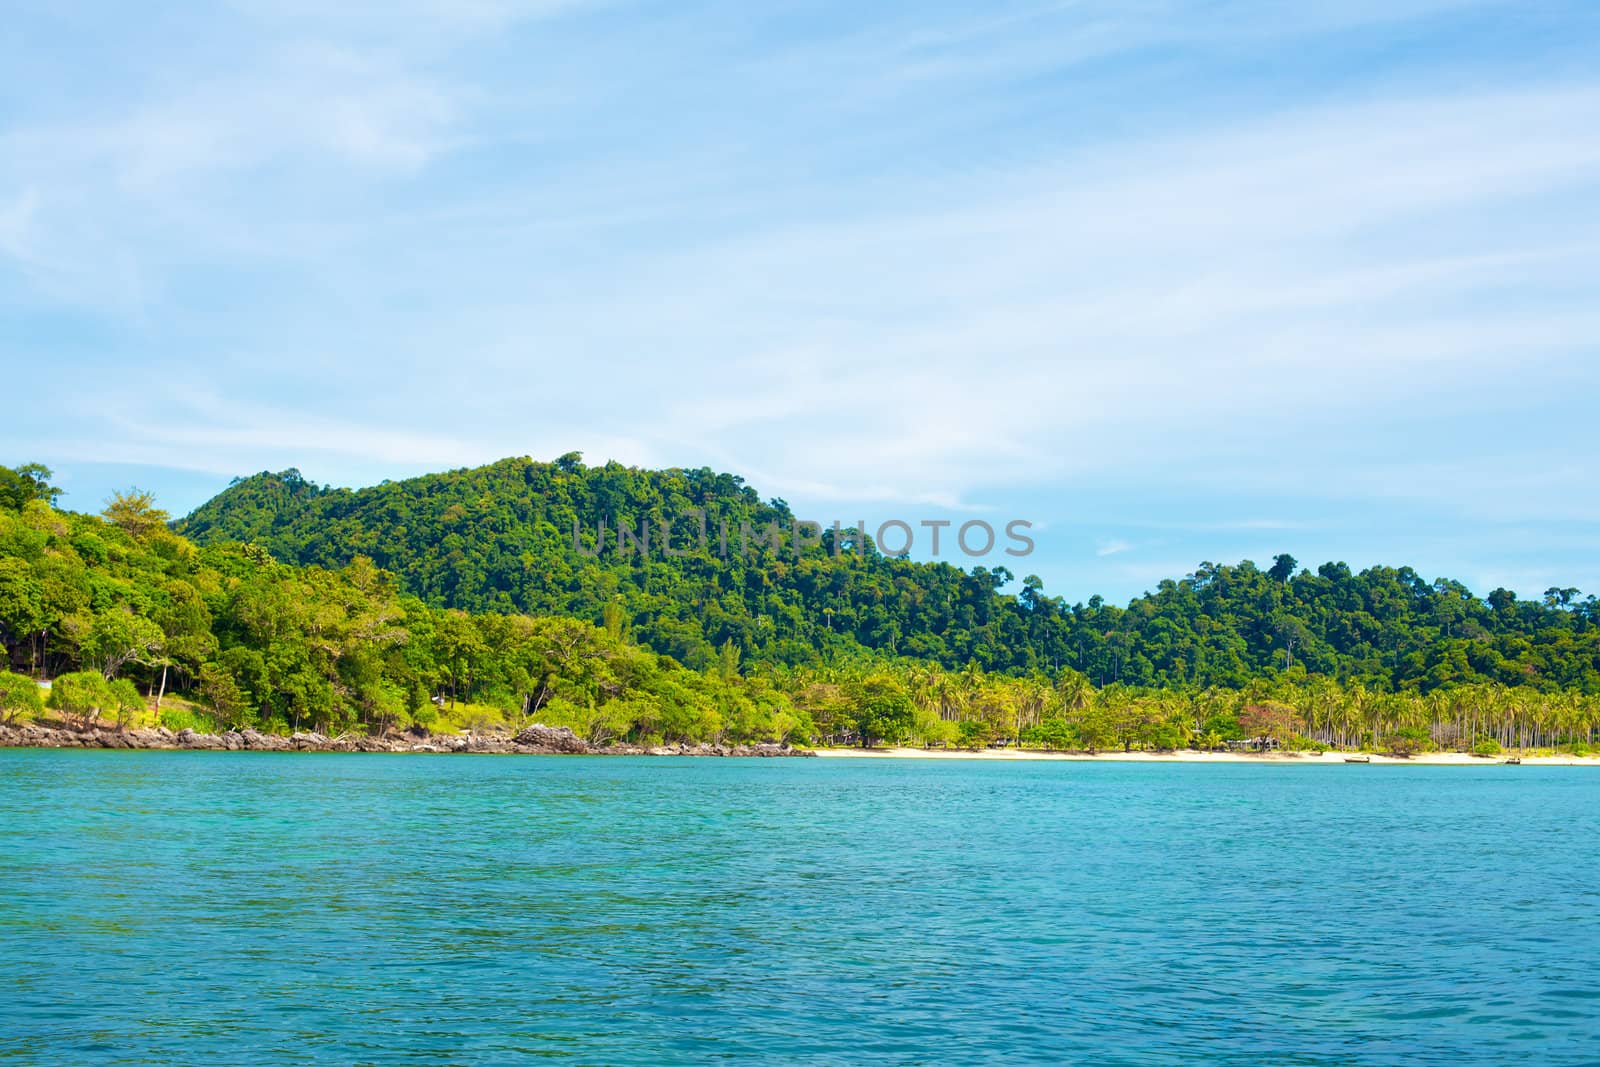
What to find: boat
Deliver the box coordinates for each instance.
[1344,755,1371,763]
[1503,757,1522,765]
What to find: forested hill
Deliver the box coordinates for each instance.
[178,455,1600,693]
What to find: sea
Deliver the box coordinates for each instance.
[3,750,1597,1065]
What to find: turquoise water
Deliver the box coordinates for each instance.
[2,752,1597,1065]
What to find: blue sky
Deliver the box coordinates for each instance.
[3,0,1598,604]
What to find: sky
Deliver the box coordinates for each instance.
[3,0,1598,605]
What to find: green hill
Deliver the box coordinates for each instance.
[178,455,1600,694]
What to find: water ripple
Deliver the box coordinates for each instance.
[1,752,1596,1064]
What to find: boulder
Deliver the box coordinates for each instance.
[512,724,589,754]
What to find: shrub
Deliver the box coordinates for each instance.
[48,671,111,728]
[159,706,217,733]
[106,678,145,729]
[912,707,959,748]
[1021,717,1074,750]
[0,670,44,725]
[1472,738,1502,757]
[1386,726,1431,758]
[956,719,994,749]
[1142,721,1188,752]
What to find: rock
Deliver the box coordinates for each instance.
[512,724,589,753]
[0,718,815,757]
[178,728,218,749]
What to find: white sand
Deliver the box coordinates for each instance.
[811,747,1600,766]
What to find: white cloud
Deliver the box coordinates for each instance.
[534,82,1600,511]
[3,0,1598,599]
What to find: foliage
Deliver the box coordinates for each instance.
[1,476,819,744]
[0,464,61,510]
[48,671,111,728]
[158,704,217,734]
[199,662,252,731]
[175,458,1600,693]
[1239,703,1298,747]
[102,490,171,542]
[0,670,43,725]
[1386,726,1432,757]
[957,719,994,749]
[106,678,144,729]
[3,456,1599,752]
[850,674,914,747]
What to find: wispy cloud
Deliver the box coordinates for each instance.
[3,0,1598,600]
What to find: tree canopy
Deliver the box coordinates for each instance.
[2,456,1597,753]
[176,456,1600,693]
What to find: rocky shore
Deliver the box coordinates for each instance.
[0,721,815,757]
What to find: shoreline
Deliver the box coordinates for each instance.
[0,722,815,758]
[812,747,1600,766]
[4,723,1595,766]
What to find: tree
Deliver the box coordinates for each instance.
[0,670,43,725]
[1387,725,1430,758]
[1269,554,1298,583]
[1270,611,1311,671]
[956,718,994,749]
[106,678,145,730]
[1238,702,1298,748]
[1021,717,1073,750]
[198,663,252,730]
[1075,704,1117,753]
[718,638,742,684]
[0,464,61,510]
[435,610,486,707]
[910,704,959,747]
[851,674,914,748]
[0,558,48,667]
[48,671,111,729]
[102,490,170,540]
[83,608,166,680]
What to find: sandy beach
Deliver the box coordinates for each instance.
[812,747,1600,766]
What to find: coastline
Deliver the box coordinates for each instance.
[0,722,815,758]
[812,746,1600,766]
[5,723,1595,765]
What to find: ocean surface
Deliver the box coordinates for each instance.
[2,752,1597,1065]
